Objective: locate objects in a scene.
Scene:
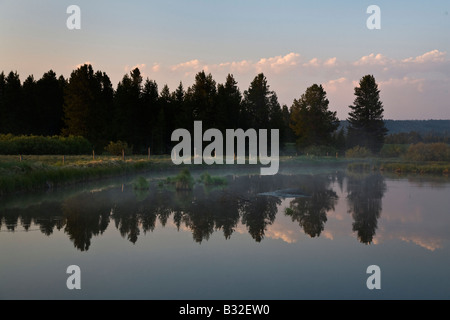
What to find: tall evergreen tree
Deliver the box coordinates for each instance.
[113,68,143,151]
[217,74,242,131]
[347,75,388,153]
[141,78,159,152]
[186,71,217,130]
[154,84,171,154]
[35,70,65,136]
[242,73,272,130]
[0,72,5,133]
[2,71,23,134]
[63,64,111,148]
[290,84,339,148]
[21,75,37,135]
[172,82,188,130]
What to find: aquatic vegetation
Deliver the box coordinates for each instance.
[132,176,149,190]
[198,172,227,186]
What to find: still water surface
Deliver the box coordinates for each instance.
[1,167,449,300]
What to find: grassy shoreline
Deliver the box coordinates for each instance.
[0,154,448,196]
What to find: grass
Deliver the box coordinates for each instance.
[0,154,174,196]
[347,159,449,175]
[1,153,448,196]
[198,172,228,186]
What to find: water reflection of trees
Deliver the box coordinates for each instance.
[285,174,338,238]
[0,171,387,251]
[346,172,386,244]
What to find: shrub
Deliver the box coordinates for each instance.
[345,146,372,158]
[132,176,150,190]
[0,135,91,155]
[380,144,409,158]
[174,168,194,190]
[405,143,450,161]
[198,172,227,186]
[104,141,133,156]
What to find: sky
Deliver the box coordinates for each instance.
[1,0,449,120]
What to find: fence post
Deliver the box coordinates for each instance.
[122,149,125,161]
[93,150,95,161]
[19,155,23,162]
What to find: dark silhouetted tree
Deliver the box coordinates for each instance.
[35,70,65,136]
[63,64,112,148]
[113,68,143,151]
[242,73,272,130]
[186,71,217,130]
[290,84,339,148]
[1,71,22,134]
[216,74,242,131]
[347,75,388,153]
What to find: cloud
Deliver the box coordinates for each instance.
[379,77,425,93]
[353,53,390,66]
[124,63,146,73]
[151,63,160,73]
[402,50,447,64]
[324,57,337,67]
[303,57,320,67]
[255,52,300,72]
[170,59,201,72]
[169,53,301,76]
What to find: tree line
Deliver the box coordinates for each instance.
[0,65,387,154]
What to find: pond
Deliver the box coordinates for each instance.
[1,166,449,300]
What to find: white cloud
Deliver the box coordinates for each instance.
[324,57,337,67]
[353,53,390,66]
[303,57,320,67]
[402,50,446,64]
[170,59,201,72]
[255,52,300,72]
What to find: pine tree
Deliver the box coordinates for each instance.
[217,74,242,131]
[347,75,388,153]
[63,64,111,148]
[242,73,272,130]
[290,84,339,148]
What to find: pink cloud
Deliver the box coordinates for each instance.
[402,50,446,64]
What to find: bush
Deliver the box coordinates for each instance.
[0,135,91,155]
[345,146,372,158]
[174,168,194,190]
[164,168,194,191]
[104,141,133,156]
[380,144,409,158]
[405,143,450,161]
[198,172,227,186]
[132,176,150,190]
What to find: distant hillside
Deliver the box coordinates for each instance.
[339,120,450,135]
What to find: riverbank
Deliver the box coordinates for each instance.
[0,154,448,196]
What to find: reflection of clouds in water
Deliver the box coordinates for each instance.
[399,236,443,252]
[376,179,450,251]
